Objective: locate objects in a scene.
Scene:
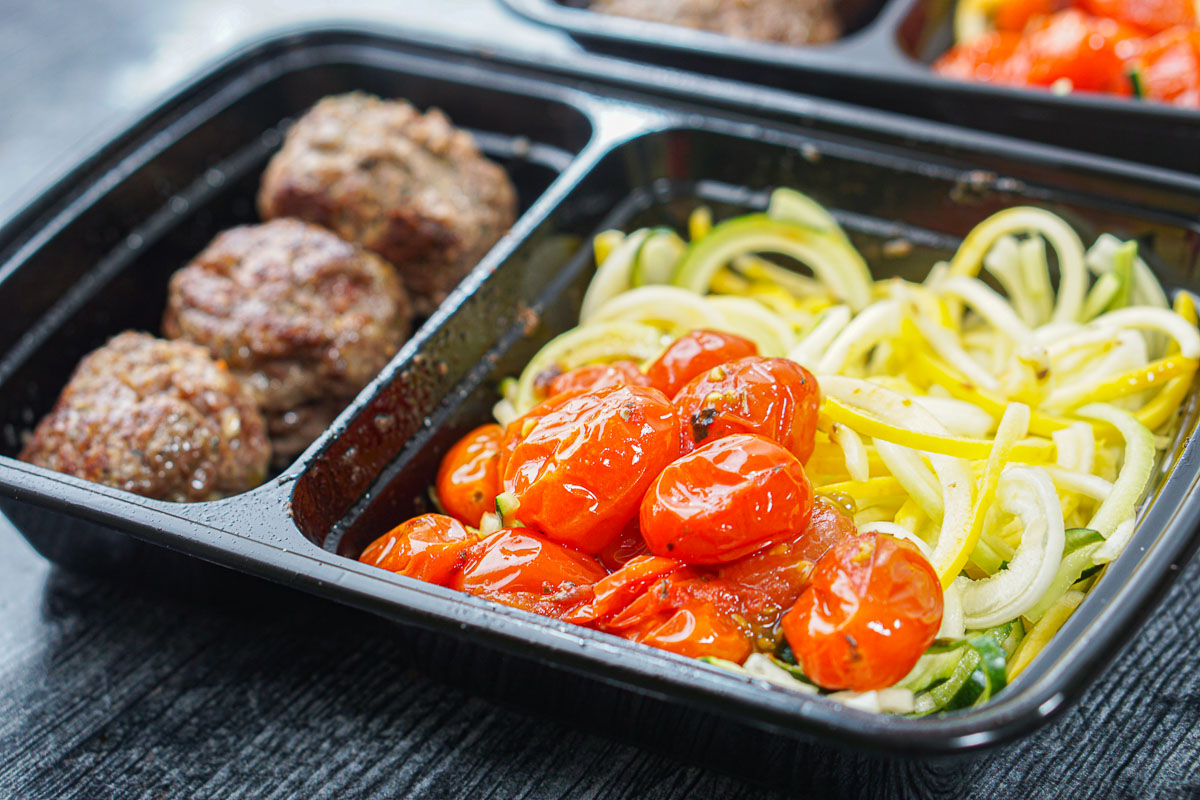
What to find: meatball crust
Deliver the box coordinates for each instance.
[19,332,270,502]
[162,218,411,465]
[589,0,842,45]
[257,92,518,314]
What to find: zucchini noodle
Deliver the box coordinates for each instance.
[946,206,1088,324]
[498,188,1197,714]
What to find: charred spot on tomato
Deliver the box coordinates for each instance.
[543,580,581,599]
[618,400,645,424]
[690,407,718,442]
[666,542,675,552]
[844,633,861,661]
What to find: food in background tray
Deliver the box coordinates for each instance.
[588,0,843,45]
[163,218,412,466]
[257,92,519,315]
[361,187,1199,714]
[19,332,270,501]
[936,0,1200,106]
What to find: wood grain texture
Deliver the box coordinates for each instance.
[2,519,1200,800]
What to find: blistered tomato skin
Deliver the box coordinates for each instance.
[451,528,607,617]
[503,384,681,554]
[564,554,686,625]
[359,514,477,586]
[435,424,503,527]
[497,388,583,479]
[645,329,759,399]
[548,360,652,398]
[599,572,753,662]
[673,356,819,463]
[719,496,857,615]
[640,433,815,565]
[782,533,943,692]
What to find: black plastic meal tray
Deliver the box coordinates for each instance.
[3,26,1200,762]
[502,0,1200,172]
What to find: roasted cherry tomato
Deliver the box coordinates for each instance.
[673,356,819,462]
[436,424,502,527]
[547,360,652,398]
[645,329,759,399]
[563,554,686,625]
[1019,10,1139,93]
[936,9,1143,94]
[719,496,857,616]
[450,528,606,617]
[596,518,652,572]
[598,572,753,662]
[1077,0,1195,33]
[1139,27,1200,104]
[359,514,477,586]
[503,384,680,554]
[640,433,814,565]
[781,533,943,691]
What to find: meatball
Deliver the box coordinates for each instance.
[257,92,518,314]
[162,218,411,466]
[589,0,842,45]
[19,332,270,502]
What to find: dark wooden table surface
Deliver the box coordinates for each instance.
[4,2,1200,798]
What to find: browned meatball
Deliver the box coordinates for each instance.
[589,0,842,45]
[20,332,270,502]
[162,218,411,466]
[257,92,518,315]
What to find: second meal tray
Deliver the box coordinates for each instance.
[502,0,1200,172]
